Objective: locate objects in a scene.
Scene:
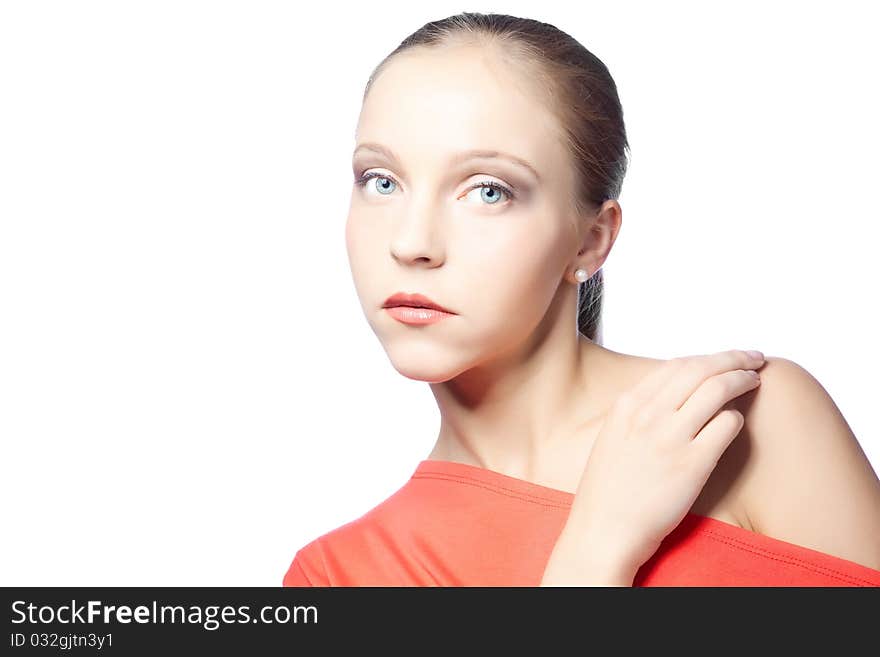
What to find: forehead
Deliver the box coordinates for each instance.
[356,47,566,173]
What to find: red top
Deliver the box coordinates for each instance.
[283,459,880,587]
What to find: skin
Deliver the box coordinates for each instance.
[344,41,880,575]
[346,42,660,497]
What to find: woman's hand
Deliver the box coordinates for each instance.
[541,348,766,586]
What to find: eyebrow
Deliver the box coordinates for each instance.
[352,142,541,182]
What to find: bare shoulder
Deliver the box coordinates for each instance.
[726,355,880,569]
[596,349,880,564]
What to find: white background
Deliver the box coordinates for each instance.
[1,1,877,585]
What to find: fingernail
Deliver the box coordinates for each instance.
[746,349,764,361]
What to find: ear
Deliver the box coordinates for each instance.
[569,200,622,283]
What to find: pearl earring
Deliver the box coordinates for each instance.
[574,268,589,282]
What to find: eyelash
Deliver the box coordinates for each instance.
[354,171,515,203]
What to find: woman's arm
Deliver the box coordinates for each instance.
[540,521,638,586]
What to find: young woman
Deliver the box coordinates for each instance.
[284,12,880,586]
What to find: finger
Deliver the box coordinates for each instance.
[624,351,712,404]
[687,407,746,475]
[672,368,760,440]
[642,349,764,416]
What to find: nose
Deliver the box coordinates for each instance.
[388,203,445,268]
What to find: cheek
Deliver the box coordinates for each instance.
[462,229,564,331]
[469,214,563,286]
[345,211,375,271]
[344,212,374,304]
[344,211,357,257]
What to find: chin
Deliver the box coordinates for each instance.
[385,355,463,384]
[379,342,469,384]
[395,369,457,384]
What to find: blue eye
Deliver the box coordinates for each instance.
[357,173,397,195]
[354,171,514,205]
[466,184,507,205]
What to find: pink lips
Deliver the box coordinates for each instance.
[383,292,454,313]
[382,291,456,325]
[384,306,455,325]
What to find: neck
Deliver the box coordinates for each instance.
[427,318,609,483]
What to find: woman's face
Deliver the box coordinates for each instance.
[346,45,584,383]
